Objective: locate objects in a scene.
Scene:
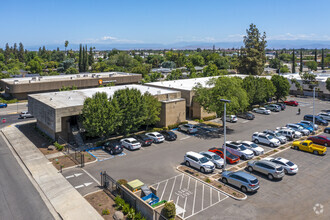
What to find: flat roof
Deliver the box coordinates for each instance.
[282,73,329,82]
[146,74,272,91]
[29,84,179,109]
[1,72,140,84]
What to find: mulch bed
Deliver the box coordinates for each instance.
[85,190,116,220]
[50,152,95,170]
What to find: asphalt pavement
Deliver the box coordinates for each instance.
[0,134,54,220]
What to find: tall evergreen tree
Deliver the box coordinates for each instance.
[82,45,88,72]
[321,48,325,70]
[314,48,317,62]
[4,43,10,64]
[300,49,303,72]
[13,43,18,59]
[82,45,85,72]
[18,42,25,62]
[78,44,83,72]
[292,49,296,73]
[89,47,94,66]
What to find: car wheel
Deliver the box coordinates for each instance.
[267,174,274,180]
[325,143,328,147]
[241,186,247,193]
[270,143,274,148]
[313,150,319,155]
[294,146,298,150]
[284,169,288,174]
[200,167,205,173]
[248,166,253,172]
[241,155,246,160]
[110,150,114,155]
[222,178,228,184]
[185,161,190,167]
[254,139,259,144]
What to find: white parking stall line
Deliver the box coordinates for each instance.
[168,176,178,201]
[192,180,197,215]
[179,174,184,189]
[218,191,220,201]
[180,136,191,141]
[187,177,191,189]
[202,184,205,209]
[182,196,188,219]
[151,174,182,187]
[155,183,160,191]
[242,120,249,123]
[210,187,212,205]
[160,180,169,201]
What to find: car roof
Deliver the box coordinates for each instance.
[200,151,217,157]
[242,141,254,145]
[186,151,204,158]
[316,135,327,139]
[147,132,161,135]
[274,157,289,163]
[123,137,137,142]
[234,171,257,180]
[259,160,280,167]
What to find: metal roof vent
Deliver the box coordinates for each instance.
[50,98,52,101]
[68,96,72,100]
[84,74,88,77]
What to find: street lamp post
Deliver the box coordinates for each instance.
[220,99,231,171]
[313,86,315,130]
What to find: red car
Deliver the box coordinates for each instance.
[307,135,330,147]
[208,147,240,164]
[284,100,299,106]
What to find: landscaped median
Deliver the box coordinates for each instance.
[176,165,247,200]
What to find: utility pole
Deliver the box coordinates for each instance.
[220,99,231,171]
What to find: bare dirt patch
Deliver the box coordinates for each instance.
[85,190,116,220]
[50,152,95,170]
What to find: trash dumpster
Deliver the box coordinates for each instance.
[142,193,160,206]
[127,179,144,192]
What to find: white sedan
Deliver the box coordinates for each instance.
[252,107,271,115]
[264,157,298,174]
[120,138,141,150]
[145,132,165,143]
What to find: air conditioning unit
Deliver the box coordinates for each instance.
[84,74,88,77]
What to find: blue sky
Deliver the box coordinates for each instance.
[1,0,329,47]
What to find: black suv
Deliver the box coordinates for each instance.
[237,112,255,120]
[303,115,328,126]
[134,134,154,146]
[160,130,177,141]
[102,141,123,155]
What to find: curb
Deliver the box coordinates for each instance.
[176,165,247,201]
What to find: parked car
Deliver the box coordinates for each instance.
[252,107,271,115]
[303,115,328,126]
[252,132,280,147]
[265,104,281,112]
[199,151,224,168]
[300,120,318,130]
[321,110,330,114]
[208,147,240,164]
[276,129,295,141]
[296,122,314,133]
[286,123,310,136]
[221,171,259,193]
[247,160,285,180]
[276,127,302,139]
[263,157,298,174]
[19,111,33,119]
[133,134,153,146]
[120,138,141,150]
[225,141,254,160]
[284,100,299,106]
[160,130,177,141]
[276,103,286,110]
[184,151,215,173]
[324,127,330,134]
[307,135,330,147]
[237,112,255,120]
[145,132,165,143]
[178,124,198,134]
[225,115,238,123]
[317,112,330,121]
[292,140,327,155]
[262,130,287,144]
[102,141,123,155]
[238,141,264,156]
[0,103,7,108]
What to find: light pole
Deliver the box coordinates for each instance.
[220,99,231,171]
[312,86,315,131]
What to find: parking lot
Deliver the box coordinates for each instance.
[65,97,329,219]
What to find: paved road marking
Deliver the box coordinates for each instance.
[82,168,101,185]
[65,173,83,179]
[202,184,205,209]
[242,120,249,123]
[182,196,188,218]
[169,176,177,201]
[210,187,212,205]
[160,179,169,201]
[180,136,191,141]
[192,179,197,215]
[74,182,93,189]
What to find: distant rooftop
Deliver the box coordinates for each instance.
[146,74,272,91]
[282,72,330,82]
[2,72,139,84]
[29,84,179,109]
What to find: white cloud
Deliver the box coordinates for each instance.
[101,36,117,41]
[77,35,143,44]
[268,33,330,41]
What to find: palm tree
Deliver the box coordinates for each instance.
[64,40,69,55]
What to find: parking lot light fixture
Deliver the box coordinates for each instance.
[220,99,231,171]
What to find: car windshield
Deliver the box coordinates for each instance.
[200,157,209,163]
[250,179,258,184]
[250,143,258,148]
[132,141,139,144]
[267,135,274,139]
[239,145,247,151]
[276,167,283,171]
[156,134,162,137]
[286,161,294,166]
[275,133,281,137]
[226,150,237,159]
[213,155,221,160]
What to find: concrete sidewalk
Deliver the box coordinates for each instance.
[2,124,103,220]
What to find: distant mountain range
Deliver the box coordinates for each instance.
[24,40,330,51]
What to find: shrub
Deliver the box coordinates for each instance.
[194,119,200,122]
[135,212,142,220]
[218,185,222,188]
[168,121,188,130]
[163,202,176,219]
[102,209,110,215]
[151,127,163,132]
[117,179,128,186]
[114,196,125,210]
[122,203,130,215]
[202,115,216,121]
[53,142,64,151]
[233,192,237,196]
[199,119,204,123]
[127,207,135,219]
[205,178,211,183]
[273,149,278,152]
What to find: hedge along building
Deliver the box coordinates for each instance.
[0,72,142,99]
[28,85,186,141]
[146,74,272,120]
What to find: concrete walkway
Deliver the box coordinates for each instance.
[45,151,65,159]
[2,124,103,220]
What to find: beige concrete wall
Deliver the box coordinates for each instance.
[159,99,186,127]
[191,99,216,119]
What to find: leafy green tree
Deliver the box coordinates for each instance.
[292,49,296,73]
[108,52,134,67]
[193,77,249,116]
[203,64,219,76]
[161,61,176,69]
[279,53,292,62]
[314,49,317,62]
[186,62,198,78]
[26,57,43,73]
[242,76,275,105]
[269,58,280,69]
[321,48,324,70]
[142,72,162,83]
[0,72,10,79]
[260,77,275,102]
[143,92,161,130]
[326,77,330,92]
[238,23,267,75]
[130,63,152,77]
[300,72,319,89]
[64,41,69,54]
[65,67,78,74]
[91,61,109,73]
[306,61,317,71]
[78,44,83,72]
[189,54,205,66]
[146,55,164,68]
[280,65,289,73]
[166,69,182,80]
[290,78,302,91]
[271,75,290,102]
[0,53,5,62]
[58,58,75,72]
[18,42,25,63]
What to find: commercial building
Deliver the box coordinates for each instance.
[0,72,142,99]
[28,85,185,141]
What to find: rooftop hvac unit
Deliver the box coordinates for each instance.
[76,75,80,78]
[14,80,19,84]
[92,74,96,78]
[109,73,114,77]
[84,74,88,77]
[97,75,101,78]
[32,77,37,81]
